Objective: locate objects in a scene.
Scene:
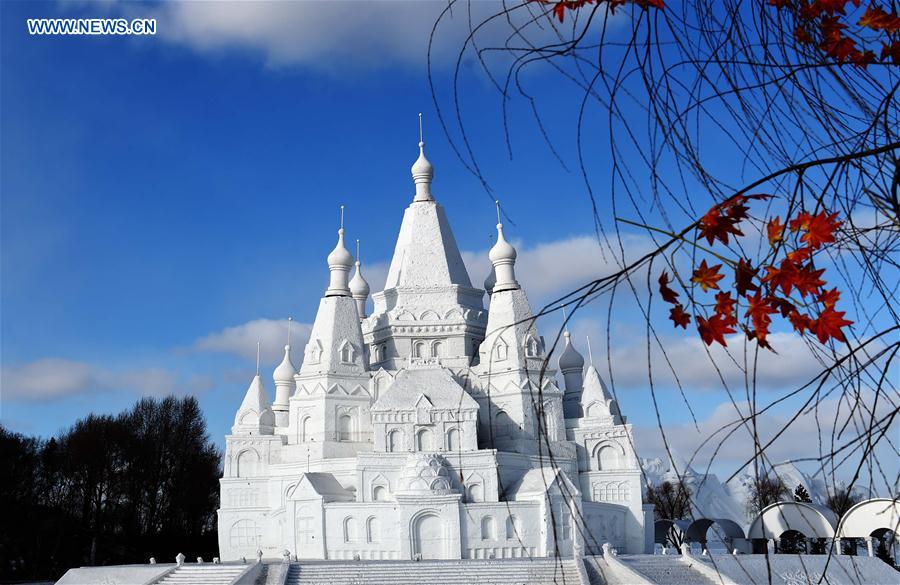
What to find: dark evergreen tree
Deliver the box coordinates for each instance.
[793,484,812,503]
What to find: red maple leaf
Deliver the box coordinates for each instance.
[735,258,760,297]
[789,310,813,334]
[767,217,785,246]
[789,211,814,232]
[768,296,796,318]
[795,26,815,45]
[698,206,744,245]
[859,5,900,33]
[697,315,736,347]
[692,259,725,292]
[818,287,841,308]
[658,271,680,304]
[793,263,827,297]
[714,291,738,326]
[669,305,691,329]
[881,40,900,64]
[745,292,777,342]
[810,307,853,343]
[764,258,801,295]
[801,210,842,249]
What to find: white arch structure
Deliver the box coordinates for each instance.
[747,501,838,540]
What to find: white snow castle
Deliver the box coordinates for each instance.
[218,132,653,562]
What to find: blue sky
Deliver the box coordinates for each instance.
[2,1,895,488]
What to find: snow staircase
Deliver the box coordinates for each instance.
[285,558,583,585]
[154,564,247,585]
[615,555,716,585]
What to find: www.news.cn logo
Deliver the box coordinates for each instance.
[27,18,156,36]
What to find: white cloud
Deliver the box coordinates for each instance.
[85,0,616,71]
[0,359,212,402]
[606,331,831,392]
[634,393,899,485]
[194,318,313,363]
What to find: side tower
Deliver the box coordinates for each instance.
[565,343,647,554]
[219,371,284,559]
[289,220,373,459]
[474,214,566,456]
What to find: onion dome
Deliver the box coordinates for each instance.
[411,114,434,202]
[327,227,354,268]
[489,216,519,292]
[273,345,296,384]
[557,331,585,372]
[325,214,354,297]
[349,261,370,298]
[349,251,370,319]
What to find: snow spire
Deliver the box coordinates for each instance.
[349,239,371,319]
[411,113,434,202]
[488,201,519,293]
[325,205,354,297]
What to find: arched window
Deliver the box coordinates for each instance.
[555,503,572,540]
[618,482,630,501]
[496,411,513,437]
[387,429,402,452]
[236,449,259,478]
[467,482,484,503]
[343,517,357,543]
[481,516,496,540]
[447,428,460,451]
[340,342,354,364]
[372,345,381,362]
[495,341,508,361]
[299,416,311,443]
[339,414,353,442]
[506,515,519,539]
[416,428,432,451]
[229,519,259,549]
[413,341,425,358]
[525,336,540,357]
[596,445,621,470]
[367,516,380,543]
[431,341,442,358]
[373,485,387,502]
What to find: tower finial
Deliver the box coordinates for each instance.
[287,317,293,347]
[256,340,261,375]
[356,239,360,261]
[418,112,424,146]
[586,335,594,366]
[562,305,569,333]
[488,201,519,293]
[411,114,434,202]
[326,205,354,297]
[340,205,345,230]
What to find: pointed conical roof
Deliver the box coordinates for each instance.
[232,374,275,434]
[581,364,621,421]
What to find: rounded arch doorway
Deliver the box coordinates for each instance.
[411,512,445,559]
